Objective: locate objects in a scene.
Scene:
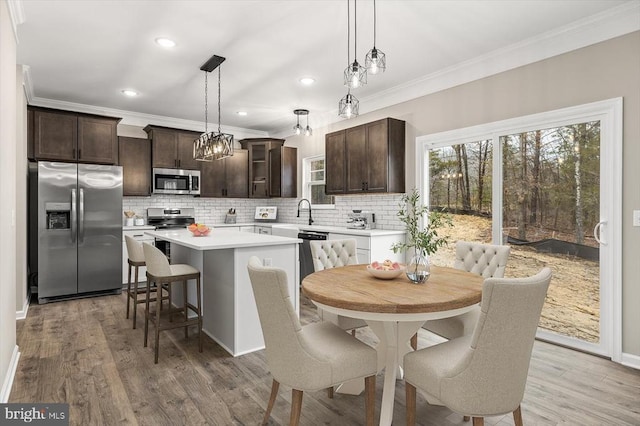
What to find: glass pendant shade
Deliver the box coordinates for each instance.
[344,60,367,89]
[339,92,359,119]
[293,124,302,135]
[365,47,386,74]
[305,125,312,136]
[293,109,310,136]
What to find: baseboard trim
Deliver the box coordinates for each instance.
[0,345,20,403]
[15,297,29,320]
[621,352,640,370]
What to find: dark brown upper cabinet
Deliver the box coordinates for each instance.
[240,138,297,198]
[200,149,248,198]
[269,146,297,198]
[118,136,151,196]
[144,125,201,170]
[29,107,120,164]
[325,117,405,195]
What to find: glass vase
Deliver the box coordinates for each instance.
[406,252,430,284]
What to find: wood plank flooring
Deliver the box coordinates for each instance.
[10,293,640,425]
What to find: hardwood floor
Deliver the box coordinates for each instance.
[10,293,640,425]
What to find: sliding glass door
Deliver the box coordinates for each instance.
[418,99,622,359]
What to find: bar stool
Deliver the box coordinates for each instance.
[125,236,169,329]
[142,242,203,364]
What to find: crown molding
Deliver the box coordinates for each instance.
[6,0,25,44]
[28,97,269,139]
[276,1,640,136]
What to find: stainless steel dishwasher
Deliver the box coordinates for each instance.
[298,230,328,284]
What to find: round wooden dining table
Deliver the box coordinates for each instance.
[302,264,483,426]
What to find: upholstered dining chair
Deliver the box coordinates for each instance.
[411,241,511,349]
[309,239,368,336]
[247,256,377,426]
[143,242,203,364]
[404,268,552,426]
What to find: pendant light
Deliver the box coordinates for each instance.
[193,54,234,161]
[293,109,312,137]
[365,0,386,74]
[343,0,366,89]
[339,0,361,118]
[339,91,359,119]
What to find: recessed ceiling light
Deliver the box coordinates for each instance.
[299,77,315,85]
[155,37,176,48]
[236,111,248,116]
[121,89,138,97]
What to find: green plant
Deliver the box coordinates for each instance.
[391,189,452,256]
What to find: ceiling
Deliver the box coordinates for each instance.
[14,0,636,137]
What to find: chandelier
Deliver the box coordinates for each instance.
[339,0,361,118]
[343,0,366,89]
[193,54,234,161]
[293,109,312,136]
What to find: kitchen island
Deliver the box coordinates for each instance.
[145,228,301,356]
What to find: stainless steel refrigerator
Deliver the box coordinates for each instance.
[29,161,123,303]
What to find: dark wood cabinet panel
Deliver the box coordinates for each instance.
[119,136,151,196]
[269,146,297,197]
[145,125,201,169]
[345,125,367,193]
[325,131,346,194]
[325,117,405,195]
[226,149,249,198]
[78,116,119,164]
[33,109,78,161]
[30,107,120,164]
[177,132,200,170]
[200,149,248,198]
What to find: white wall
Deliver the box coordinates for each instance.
[15,65,27,317]
[0,0,19,402]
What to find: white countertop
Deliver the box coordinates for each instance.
[212,222,405,237]
[145,229,301,250]
[123,225,155,231]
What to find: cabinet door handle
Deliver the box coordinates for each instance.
[72,148,76,159]
[365,182,368,190]
[78,149,82,159]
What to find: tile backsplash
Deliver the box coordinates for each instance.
[123,194,405,230]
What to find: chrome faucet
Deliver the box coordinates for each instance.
[297,198,314,226]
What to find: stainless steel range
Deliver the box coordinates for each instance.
[147,207,195,258]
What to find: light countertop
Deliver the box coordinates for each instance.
[212,222,405,237]
[123,225,155,231]
[145,229,301,251]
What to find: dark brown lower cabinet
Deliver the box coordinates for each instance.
[119,137,151,196]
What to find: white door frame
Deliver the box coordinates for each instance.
[415,98,622,361]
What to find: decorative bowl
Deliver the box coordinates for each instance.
[366,263,405,280]
[188,224,211,237]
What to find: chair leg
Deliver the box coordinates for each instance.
[196,276,202,353]
[365,375,375,426]
[463,415,470,422]
[126,263,132,319]
[410,333,418,351]
[154,283,162,364]
[290,389,303,426]
[513,405,523,426]
[183,280,189,339]
[262,379,279,425]
[327,387,333,399]
[472,417,484,426]
[132,265,139,329]
[144,278,151,348]
[406,382,416,426]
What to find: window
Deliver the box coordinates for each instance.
[302,155,335,208]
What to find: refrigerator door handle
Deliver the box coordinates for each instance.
[79,188,85,243]
[71,188,77,243]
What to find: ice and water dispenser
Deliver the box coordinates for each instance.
[45,203,71,229]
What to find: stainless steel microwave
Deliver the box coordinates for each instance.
[152,168,200,195]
